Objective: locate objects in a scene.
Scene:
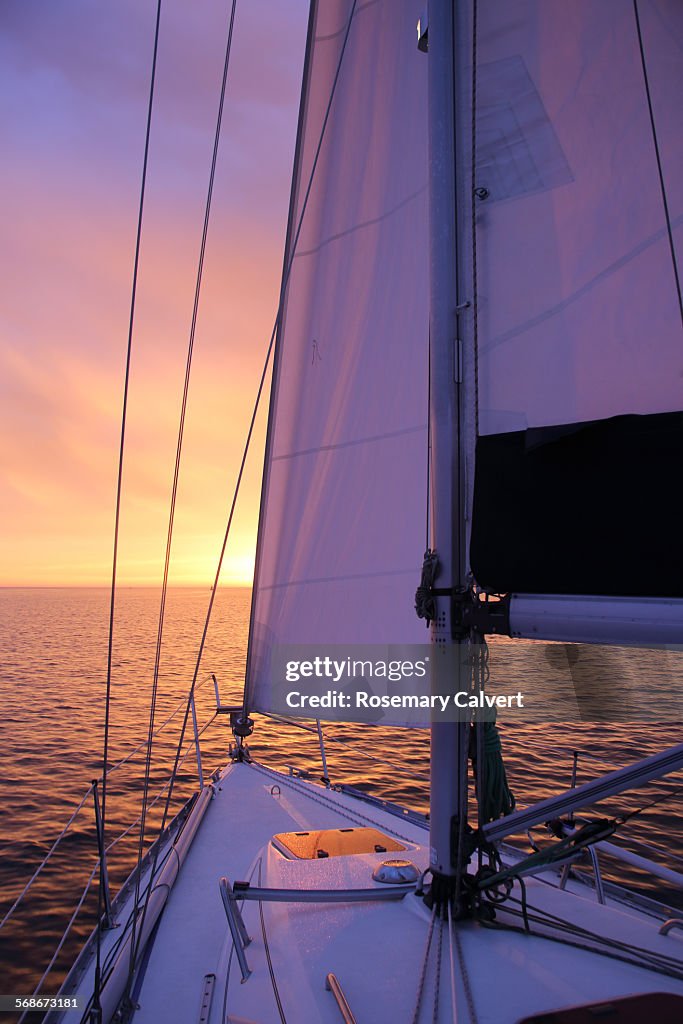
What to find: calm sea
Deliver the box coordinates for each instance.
[0,587,682,1004]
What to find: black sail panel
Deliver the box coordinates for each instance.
[471,412,683,597]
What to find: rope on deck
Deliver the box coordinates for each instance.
[411,904,437,1024]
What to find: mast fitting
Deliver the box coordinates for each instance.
[453,591,511,637]
[415,550,511,636]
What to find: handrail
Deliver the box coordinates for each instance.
[553,813,683,889]
[232,882,416,903]
[660,918,683,936]
[621,835,683,870]
[325,973,357,1024]
[594,838,683,891]
[484,742,683,843]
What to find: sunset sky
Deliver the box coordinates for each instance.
[0,0,308,586]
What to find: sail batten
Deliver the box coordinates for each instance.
[257,567,418,593]
[271,423,427,463]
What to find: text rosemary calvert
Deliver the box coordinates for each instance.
[284,657,524,710]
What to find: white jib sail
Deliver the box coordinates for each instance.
[246,0,430,714]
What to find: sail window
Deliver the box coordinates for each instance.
[477,56,573,203]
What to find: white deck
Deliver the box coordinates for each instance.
[107,760,683,1024]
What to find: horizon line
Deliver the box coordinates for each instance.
[0,583,253,590]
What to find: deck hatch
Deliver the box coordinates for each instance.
[272,827,405,860]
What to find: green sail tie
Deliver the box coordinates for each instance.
[471,714,515,823]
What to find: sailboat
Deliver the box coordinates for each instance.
[30,0,683,1020]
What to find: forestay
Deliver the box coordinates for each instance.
[246,0,429,714]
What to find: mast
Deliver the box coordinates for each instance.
[427,0,475,907]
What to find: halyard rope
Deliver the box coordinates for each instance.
[451,914,478,1024]
[411,904,437,1024]
[447,903,458,1024]
[432,913,444,1024]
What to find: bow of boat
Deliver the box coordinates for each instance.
[52,761,683,1024]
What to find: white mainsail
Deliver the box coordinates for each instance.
[470,0,683,602]
[246,0,430,714]
[476,0,681,435]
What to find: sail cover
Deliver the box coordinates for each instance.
[245,0,429,713]
[469,0,683,598]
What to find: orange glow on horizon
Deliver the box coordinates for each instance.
[0,2,309,588]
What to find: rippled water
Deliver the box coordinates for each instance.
[0,587,682,1006]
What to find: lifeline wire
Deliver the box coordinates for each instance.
[130,0,361,978]
[127,0,239,988]
[0,783,94,932]
[93,2,162,1019]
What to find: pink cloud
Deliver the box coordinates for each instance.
[0,0,308,585]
